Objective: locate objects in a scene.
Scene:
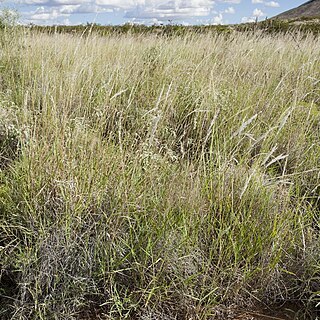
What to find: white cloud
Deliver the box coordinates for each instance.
[241,16,255,23]
[24,0,90,4]
[17,0,271,25]
[23,4,112,24]
[29,6,69,20]
[24,2,113,23]
[252,0,279,7]
[224,6,235,14]
[264,1,279,7]
[219,0,240,3]
[19,0,220,22]
[243,0,274,24]
[211,13,223,24]
[60,4,112,13]
[253,8,264,17]
[23,0,50,4]
[124,0,216,20]
[95,0,143,9]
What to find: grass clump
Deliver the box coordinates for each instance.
[0,28,319,319]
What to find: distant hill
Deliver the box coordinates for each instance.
[275,0,320,20]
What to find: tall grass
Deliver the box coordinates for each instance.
[0,28,319,319]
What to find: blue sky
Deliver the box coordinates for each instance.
[4,0,305,25]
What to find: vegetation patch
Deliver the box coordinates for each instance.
[0,25,319,319]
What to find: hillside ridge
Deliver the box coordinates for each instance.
[275,0,320,20]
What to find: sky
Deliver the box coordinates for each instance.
[3,0,306,26]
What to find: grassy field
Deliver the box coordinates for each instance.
[0,27,320,319]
